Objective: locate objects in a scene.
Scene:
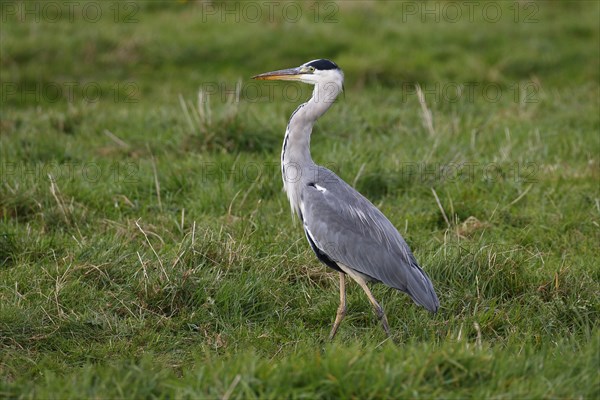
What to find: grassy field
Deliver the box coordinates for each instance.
[1,1,599,398]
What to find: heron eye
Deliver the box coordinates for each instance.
[309,66,315,72]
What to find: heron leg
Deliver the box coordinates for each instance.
[354,278,391,337]
[329,272,347,339]
[336,263,392,337]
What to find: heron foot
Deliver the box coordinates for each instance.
[329,303,347,339]
[373,304,391,337]
[329,272,347,340]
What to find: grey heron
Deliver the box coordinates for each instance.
[253,59,439,338]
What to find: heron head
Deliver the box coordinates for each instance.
[252,59,344,88]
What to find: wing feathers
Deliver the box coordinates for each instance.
[303,168,439,312]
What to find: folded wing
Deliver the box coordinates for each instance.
[301,167,439,312]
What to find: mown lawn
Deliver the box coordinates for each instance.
[1,1,599,398]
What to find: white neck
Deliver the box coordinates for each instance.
[281,80,343,217]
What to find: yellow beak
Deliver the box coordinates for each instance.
[252,67,303,81]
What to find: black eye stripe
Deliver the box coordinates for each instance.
[305,59,339,71]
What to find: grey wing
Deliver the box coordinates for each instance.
[301,168,439,312]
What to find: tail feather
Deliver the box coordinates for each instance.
[405,263,439,313]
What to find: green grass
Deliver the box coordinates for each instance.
[1,1,599,398]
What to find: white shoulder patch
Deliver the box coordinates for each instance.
[314,184,327,193]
